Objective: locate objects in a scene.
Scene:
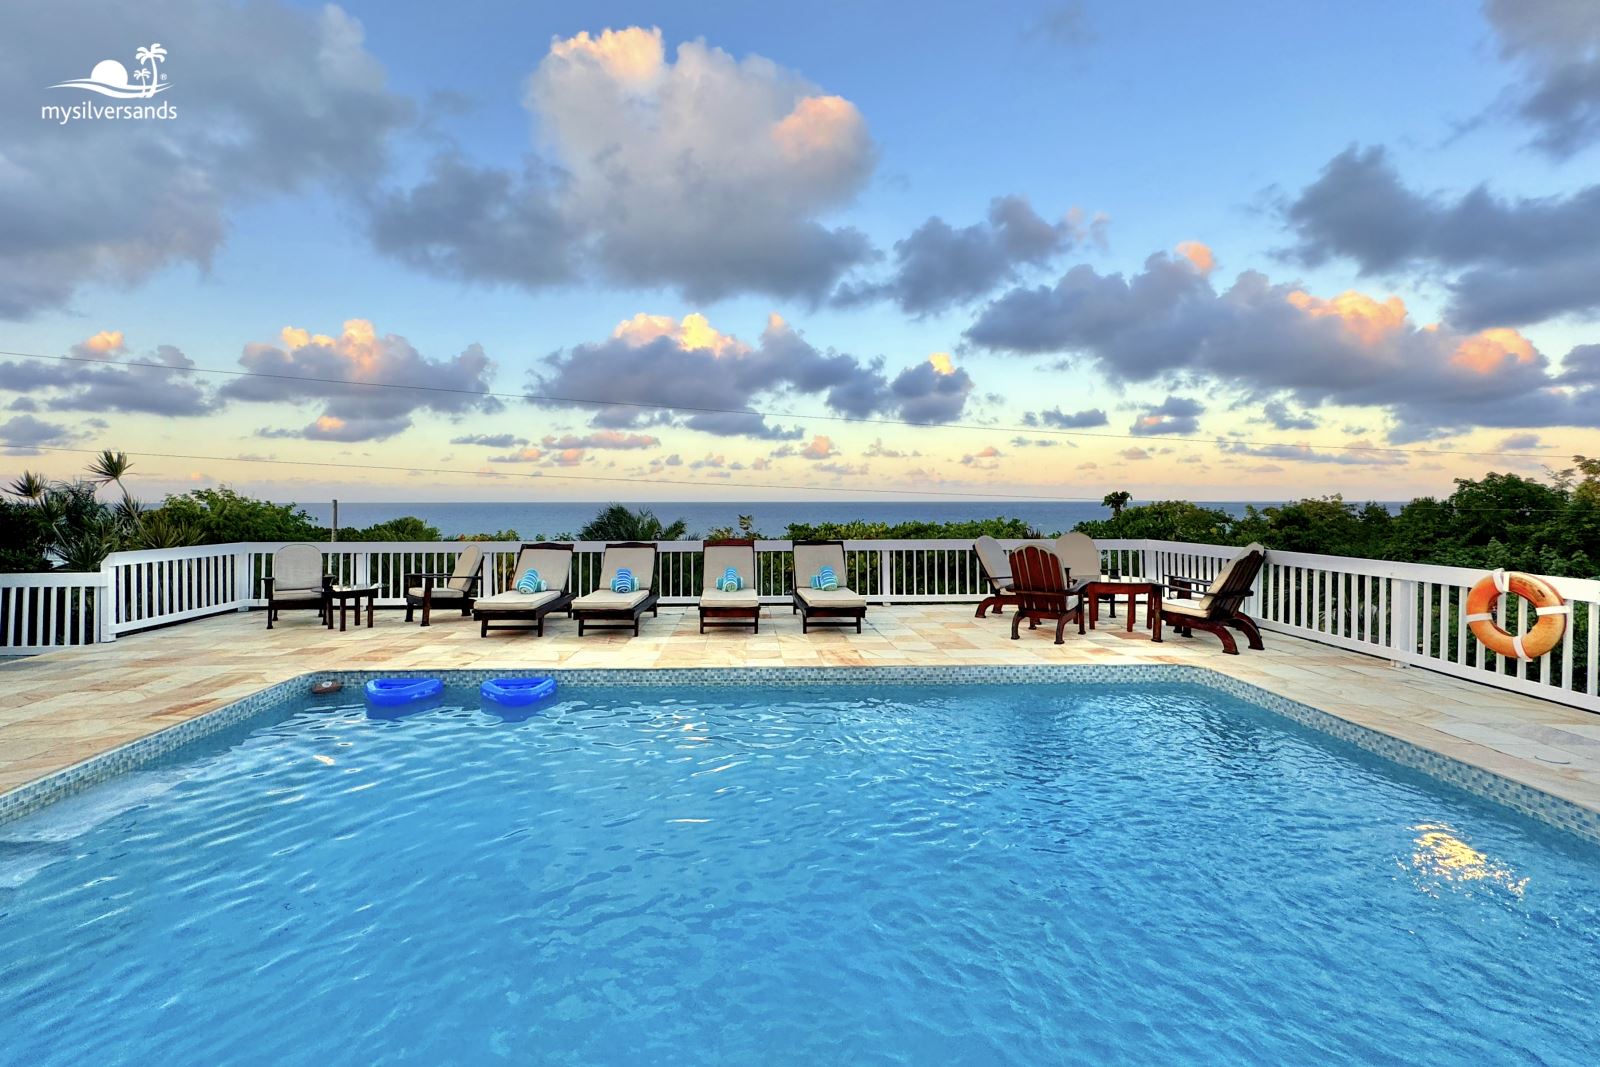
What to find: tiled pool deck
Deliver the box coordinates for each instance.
[3,604,1599,824]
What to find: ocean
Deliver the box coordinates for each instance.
[294,500,1290,539]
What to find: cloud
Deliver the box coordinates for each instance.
[1282,144,1600,327]
[451,433,528,448]
[1485,0,1600,157]
[965,246,1600,441]
[1497,432,1544,450]
[864,438,920,458]
[0,337,213,416]
[889,353,975,423]
[1262,399,1319,430]
[370,27,875,303]
[1025,406,1108,429]
[0,1,410,318]
[541,431,659,450]
[1010,436,1063,448]
[1030,2,1096,47]
[834,196,1092,313]
[70,331,126,360]
[0,414,81,453]
[960,445,1003,469]
[1129,395,1205,436]
[815,460,867,476]
[222,319,497,442]
[1119,447,1151,461]
[800,435,840,459]
[1217,440,1406,466]
[532,311,972,440]
[487,448,544,464]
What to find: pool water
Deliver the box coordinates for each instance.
[1,682,1597,1065]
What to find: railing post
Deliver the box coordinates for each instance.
[234,546,252,611]
[1390,578,1417,669]
[96,558,116,643]
[878,546,892,605]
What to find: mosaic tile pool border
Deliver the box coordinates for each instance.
[2,664,1597,843]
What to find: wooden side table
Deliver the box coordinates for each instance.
[1070,579,1165,642]
[326,584,378,631]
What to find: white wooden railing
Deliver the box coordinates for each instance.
[1,538,1594,715]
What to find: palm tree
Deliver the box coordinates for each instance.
[88,449,133,491]
[133,68,149,88]
[1102,490,1133,519]
[579,503,691,541]
[7,471,48,503]
[134,43,166,96]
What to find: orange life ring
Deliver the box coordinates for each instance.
[1464,570,1568,661]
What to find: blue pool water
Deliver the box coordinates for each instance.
[1,682,1597,1065]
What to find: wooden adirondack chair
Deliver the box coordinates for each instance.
[1160,543,1267,655]
[1008,545,1082,645]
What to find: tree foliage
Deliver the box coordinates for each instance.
[579,504,691,541]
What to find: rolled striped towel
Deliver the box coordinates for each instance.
[809,565,838,591]
[515,568,545,593]
[718,566,743,592]
[611,567,636,593]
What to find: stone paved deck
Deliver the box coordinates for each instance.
[3,603,1599,818]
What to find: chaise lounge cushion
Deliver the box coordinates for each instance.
[408,585,468,600]
[474,589,563,612]
[700,587,760,608]
[795,587,866,609]
[572,588,651,612]
[597,547,656,592]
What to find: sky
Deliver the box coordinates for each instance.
[0,0,1597,505]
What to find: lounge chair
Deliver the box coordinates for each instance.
[262,543,329,629]
[1007,545,1082,644]
[699,539,761,633]
[572,542,660,636]
[1160,542,1267,655]
[471,543,575,637]
[790,539,867,633]
[404,543,484,626]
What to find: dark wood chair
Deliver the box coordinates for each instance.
[791,539,867,633]
[700,539,761,633]
[472,543,575,637]
[404,543,484,626]
[1160,543,1267,655]
[572,542,661,637]
[1008,545,1083,645]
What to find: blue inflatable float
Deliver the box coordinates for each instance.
[481,676,557,707]
[365,677,443,706]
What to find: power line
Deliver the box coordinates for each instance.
[17,444,1101,502]
[0,348,1570,461]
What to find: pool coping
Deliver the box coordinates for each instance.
[2,664,1598,844]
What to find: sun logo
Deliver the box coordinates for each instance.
[51,43,170,99]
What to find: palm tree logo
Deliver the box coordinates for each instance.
[51,43,172,99]
[134,43,166,98]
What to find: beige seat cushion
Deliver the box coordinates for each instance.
[598,546,656,592]
[702,544,756,595]
[273,585,324,596]
[446,544,484,592]
[796,587,867,609]
[793,543,846,588]
[474,589,562,612]
[408,585,467,599]
[508,546,573,594]
[700,588,760,608]
[1162,599,1212,619]
[573,588,651,612]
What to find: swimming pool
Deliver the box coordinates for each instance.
[2,676,1597,1064]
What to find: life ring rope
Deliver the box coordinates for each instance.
[1464,569,1568,662]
